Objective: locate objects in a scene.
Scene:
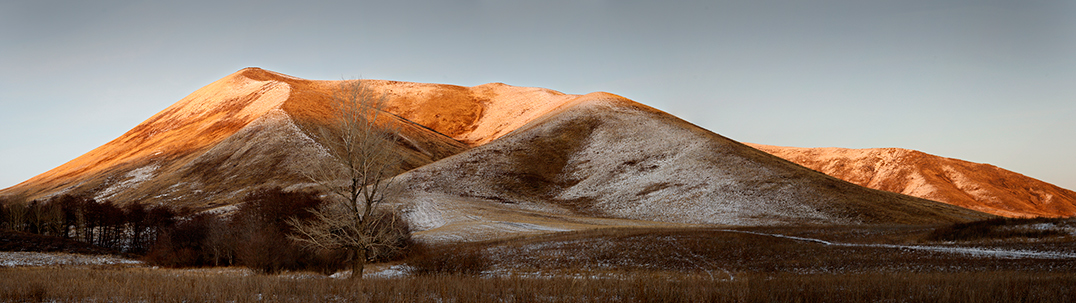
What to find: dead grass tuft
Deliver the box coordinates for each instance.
[405,242,491,275]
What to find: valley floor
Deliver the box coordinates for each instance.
[3,222,1075,302]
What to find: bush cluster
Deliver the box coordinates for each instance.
[406,243,490,275]
[144,188,349,273]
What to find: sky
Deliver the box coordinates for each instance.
[1,0,1074,190]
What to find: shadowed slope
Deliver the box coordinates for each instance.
[747,144,1076,218]
[394,93,991,229]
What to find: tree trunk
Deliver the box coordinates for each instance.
[351,247,367,280]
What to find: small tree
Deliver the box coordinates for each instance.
[123,203,150,253]
[288,79,409,280]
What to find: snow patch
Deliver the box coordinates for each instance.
[204,204,240,216]
[496,221,570,232]
[96,164,160,200]
[722,229,1076,259]
[401,196,449,232]
[368,264,412,278]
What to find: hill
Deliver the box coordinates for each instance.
[393,93,989,240]
[747,144,1076,218]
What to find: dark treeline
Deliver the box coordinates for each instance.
[0,193,174,254]
[0,188,412,274]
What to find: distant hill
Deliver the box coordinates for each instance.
[748,144,1076,218]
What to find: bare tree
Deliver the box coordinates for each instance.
[6,202,29,232]
[288,79,408,280]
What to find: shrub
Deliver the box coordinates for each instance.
[406,243,490,275]
[928,217,1069,242]
[144,213,221,267]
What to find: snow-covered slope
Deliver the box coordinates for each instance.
[393,93,990,228]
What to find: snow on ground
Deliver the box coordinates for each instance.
[203,204,240,216]
[1004,222,1076,236]
[398,191,599,243]
[95,164,160,201]
[722,229,1076,259]
[400,196,450,232]
[366,265,412,278]
[400,191,672,243]
[0,252,141,267]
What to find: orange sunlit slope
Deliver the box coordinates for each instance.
[748,144,1076,218]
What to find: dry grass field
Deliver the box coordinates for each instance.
[4,219,1075,302]
[2,266,1074,302]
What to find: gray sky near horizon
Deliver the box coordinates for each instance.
[2,0,1075,191]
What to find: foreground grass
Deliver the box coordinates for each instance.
[2,267,1074,302]
[5,222,1074,302]
[409,226,1076,277]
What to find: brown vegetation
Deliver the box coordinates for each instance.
[3,222,1074,301]
[140,187,411,274]
[407,226,1076,277]
[145,188,345,273]
[927,217,1075,242]
[1,267,1073,303]
[0,230,121,255]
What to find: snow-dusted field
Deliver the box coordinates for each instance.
[722,229,1076,259]
[0,252,141,267]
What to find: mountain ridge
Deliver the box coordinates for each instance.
[747,144,1076,218]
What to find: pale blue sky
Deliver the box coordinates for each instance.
[2,0,1074,190]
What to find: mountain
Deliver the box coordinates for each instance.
[1,68,992,242]
[2,69,481,208]
[747,144,1076,218]
[0,68,587,210]
[393,93,989,232]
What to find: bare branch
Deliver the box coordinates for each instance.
[287,79,407,279]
